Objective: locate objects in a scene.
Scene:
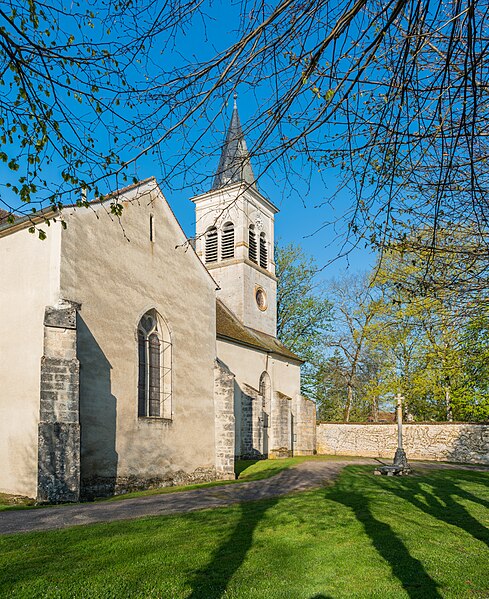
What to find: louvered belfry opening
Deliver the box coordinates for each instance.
[205,226,218,263]
[137,310,172,419]
[259,232,267,269]
[249,225,258,263]
[221,222,235,260]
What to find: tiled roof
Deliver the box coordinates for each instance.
[216,299,303,362]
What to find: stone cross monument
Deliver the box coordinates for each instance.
[375,393,412,476]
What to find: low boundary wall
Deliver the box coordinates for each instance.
[316,422,489,465]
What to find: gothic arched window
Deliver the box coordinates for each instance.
[221,222,235,260]
[249,225,258,264]
[259,372,271,412]
[259,232,268,269]
[205,226,218,263]
[137,310,172,419]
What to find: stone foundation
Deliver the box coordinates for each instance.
[81,467,222,499]
[269,447,292,459]
[317,422,489,465]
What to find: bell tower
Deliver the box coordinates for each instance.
[192,97,278,337]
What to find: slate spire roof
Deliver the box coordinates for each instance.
[212,95,257,191]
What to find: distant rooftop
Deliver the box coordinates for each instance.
[0,208,14,224]
[212,95,257,191]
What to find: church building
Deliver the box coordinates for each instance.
[0,101,316,503]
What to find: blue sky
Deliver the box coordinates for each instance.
[160,106,375,279]
[0,2,375,278]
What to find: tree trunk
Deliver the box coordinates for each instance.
[444,386,453,421]
[372,396,379,422]
[344,383,353,422]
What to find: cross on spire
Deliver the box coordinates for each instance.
[212,95,257,191]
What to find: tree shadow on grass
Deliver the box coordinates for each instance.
[379,470,489,549]
[327,480,442,599]
[186,497,278,599]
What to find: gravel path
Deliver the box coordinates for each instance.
[1,458,487,536]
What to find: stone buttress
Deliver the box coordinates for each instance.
[37,301,81,502]
[214,359,236,479]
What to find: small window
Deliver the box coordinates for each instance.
[149,214,155,242]
[137,310,172,419]
[259,232,267,269]
[255,287,268,311]
[205,227,218,263]
[249,225,258,263]
[221,222,235,260]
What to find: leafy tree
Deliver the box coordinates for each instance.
[453,315,489,421]
[315,351,349,422]
[315,347,381,422]
[275,242,333,398]
[370,233,489,421]
[324,273,379,422]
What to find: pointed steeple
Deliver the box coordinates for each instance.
[212,95,257,191]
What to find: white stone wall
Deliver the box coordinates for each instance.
[0,222,62,497]
[209,261,277,337]
[192,183,278,336]
[316,423,489,464]
[217,339,302,457]
[59,181,220,493]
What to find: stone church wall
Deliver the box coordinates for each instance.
[239,383,263,458]
[214,359,236,478]
[293,396,316,456]
[269,392,292,458]
[217,339,303,458]
[316,422,489,464]
[59,183,220,497]
[0,222,63,498]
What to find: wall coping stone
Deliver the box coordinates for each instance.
[317,421,489,426]
[44,300,81,329]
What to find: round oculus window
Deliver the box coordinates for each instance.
[255,288,267,311]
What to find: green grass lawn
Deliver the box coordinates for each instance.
[1,465,488,598]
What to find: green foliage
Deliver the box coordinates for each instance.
[366,233,489,422]
[275,242,333,398]
[315,351,348,421]
[452,315,489,421]
[318,229,489,423]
